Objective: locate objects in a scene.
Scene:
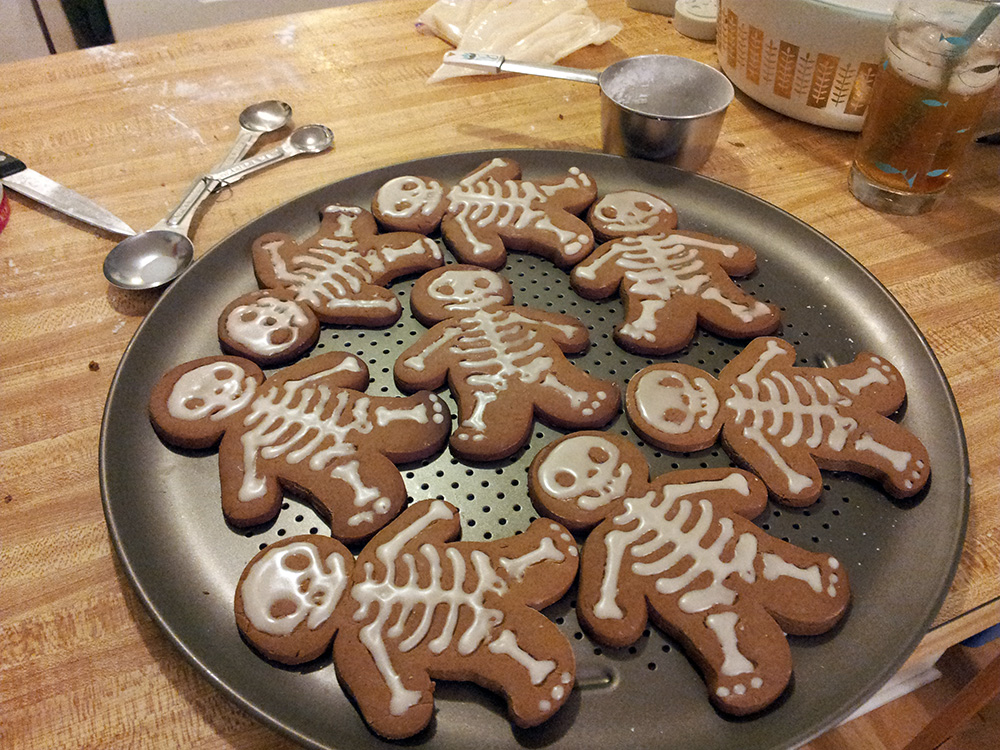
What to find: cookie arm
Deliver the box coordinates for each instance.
[506,307,589,352]
[394,324,461,391]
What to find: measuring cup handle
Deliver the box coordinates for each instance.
[442,51,602,85]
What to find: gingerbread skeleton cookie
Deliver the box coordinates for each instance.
[529,432,850,715]
[148,351,450,542]
[218,289,320,366]
[395,265,620,461]
[626,337,931,506]
[334,499,580,739]
[372,157,597,270]
[235,534,353,664]
[235,501,579,738]
[220,205,443,365]
[572,192,779,355]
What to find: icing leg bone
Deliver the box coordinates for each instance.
[334,501,579,739]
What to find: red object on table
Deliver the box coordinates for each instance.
[0,185,10,236]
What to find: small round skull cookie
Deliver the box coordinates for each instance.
[235,534,353,664]
[218,289,320,366]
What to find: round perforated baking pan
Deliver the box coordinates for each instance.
[100,150,968,750]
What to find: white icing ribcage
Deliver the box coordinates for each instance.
[405,308,571,434]
[577,235,769,325]
[352,500,507,715]
[447,159,590,257]
[262,241,397,312]
[595,475,759,619]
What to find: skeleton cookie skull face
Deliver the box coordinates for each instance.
[225,296,312,358]
[166,361,258,422]
[241,541,350,636]
[591,190,675,237]
[376,176,445,221]
[632,369,721,441]
[418,266,512,321]
[538,435,632,512]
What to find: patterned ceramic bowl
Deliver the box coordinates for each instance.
[717,0,895,131]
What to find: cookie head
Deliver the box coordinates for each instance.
[530,432,648,530]
[588,190,678,240]
[412,265,513,323]
[627,364,724,452]
[235,535,353,664]
[219,290,319,366]
[167,359,258,423]
[373,175,446,232]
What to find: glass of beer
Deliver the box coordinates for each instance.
[849,0,1000,214]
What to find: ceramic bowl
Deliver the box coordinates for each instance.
[717,0,895,130]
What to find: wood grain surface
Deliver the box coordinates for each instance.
[2,1,998,748]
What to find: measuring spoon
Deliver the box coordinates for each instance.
[165,100,292,239]
[103,124,333,291]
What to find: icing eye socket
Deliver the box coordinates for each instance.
[437,284,454,297]
[661,407,689,426]
[553,470,576,489]
[588,446,611,468]
[185,397,206,412]
[474,277,493,289]
[240,311,256,323]
[269,599,298,619]
[286,553,311,571]
[214,366,236,382]
[636,201,653,212]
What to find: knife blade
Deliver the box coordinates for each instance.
[0,150,135,236]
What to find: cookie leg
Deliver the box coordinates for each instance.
[471,617,576,728]
[534,364,619,430]
[664,606,793,716]
[449,382,534,461]
[333,626,435,740]
[617,294,697,355]
[751,537,851,636]
[816,416,931,499]
[721,421,824,507]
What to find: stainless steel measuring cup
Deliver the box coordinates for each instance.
[444,52,735,170]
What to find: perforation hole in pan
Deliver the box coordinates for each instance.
[242,238,868,683]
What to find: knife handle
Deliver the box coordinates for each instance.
[0,151,28,179]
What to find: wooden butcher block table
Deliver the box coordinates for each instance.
[2,1,998,748]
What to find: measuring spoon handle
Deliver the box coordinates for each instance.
[165,126,263,229]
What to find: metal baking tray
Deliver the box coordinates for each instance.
[100,149,968,749]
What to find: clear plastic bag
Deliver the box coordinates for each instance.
[418,0,621,83]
